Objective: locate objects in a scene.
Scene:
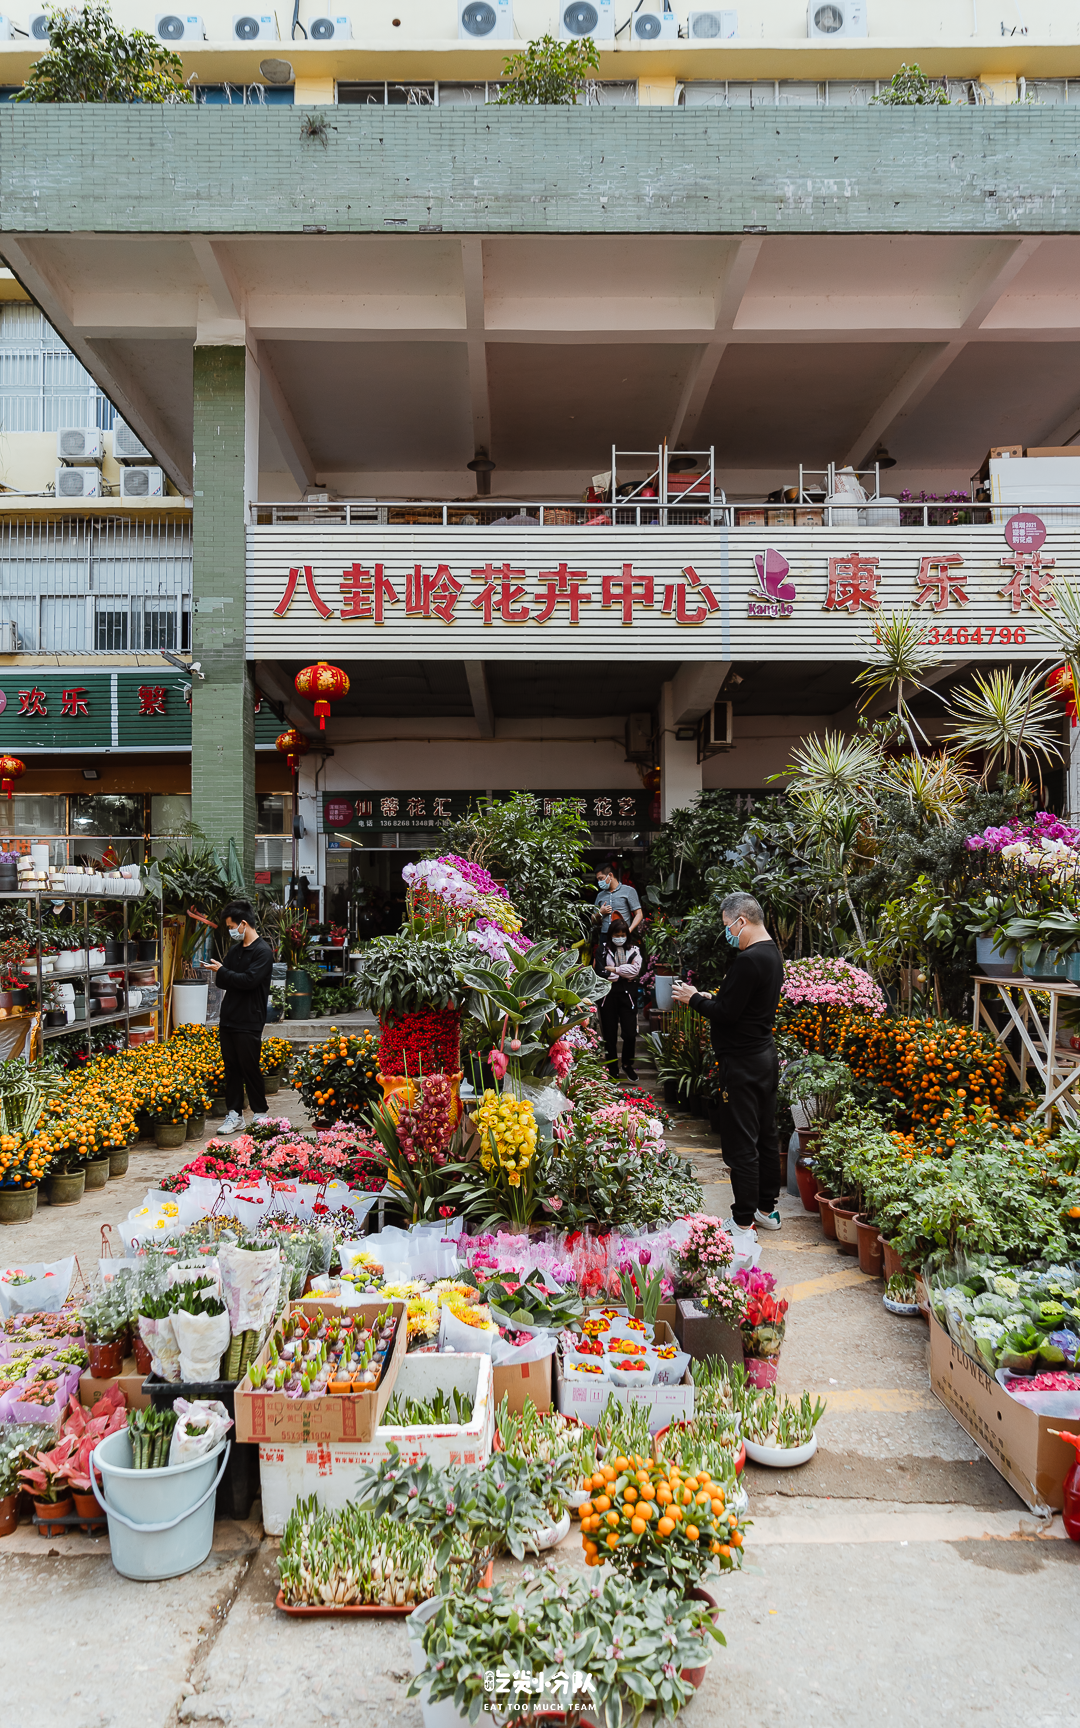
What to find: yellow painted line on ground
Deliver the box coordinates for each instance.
[779,1267,872,1304]
[814,1387,939,1413]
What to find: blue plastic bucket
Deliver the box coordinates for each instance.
[90,1429,231,1581]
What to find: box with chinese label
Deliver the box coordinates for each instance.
[257,1353,495,1534]
[233,1299,407,1446]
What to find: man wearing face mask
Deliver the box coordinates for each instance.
[598,914,643,1081]
[671,892,784,1254]
[590,859,642,958]
[205,898,274,1135]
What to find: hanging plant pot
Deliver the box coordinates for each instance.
[0,1185,37,1225]
[154,1120,187,1148]
[794,1158,819,1213]
[84,1155,110,1190]
[108,1149,129,1178]
[87,1338,125,1377]
[47,1169,85,1206]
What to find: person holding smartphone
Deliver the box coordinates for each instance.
[671,891,784,1253]
[598,913,643,1081]
[205,899,274,1135]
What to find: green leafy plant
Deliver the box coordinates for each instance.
[495,31,600,107]
[15,3,193,104]
[127,1406,179,1469]
[438,791,594,946]
[278,1497,442,1608]
[777,1053,853,1123]
[384,1387,474,1427]
[871,63,951,105]
[80,1279,135,1345]
[0,1423,43,1497]
[353,926,468,1016]
[457,939,609,1082]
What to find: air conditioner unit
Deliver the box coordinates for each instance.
[0,621,18,653]
[232,12,279,40]
[559,0,615,41]
[624,712,653,763]
[28,13,50,38]
[155,12,205,40]
[308,12,351,37]
[807,0,866,38]
[55,467,101,500]
[631,2,678,42]
[119,466,164,499]
[0,17,12,40]
[687,9,738,39]
[698,700,734,758]
[56,428,103,465]
[113,421,151,461]
[458,0,513,40]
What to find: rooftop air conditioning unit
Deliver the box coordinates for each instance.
[698,700,734,758]
[155,12,205,40]
[807,0,866,37]
[232,12,278,40]
[57,428,103,464]
[113,421,151,461]
[119,466,164,499]
[459,0,513,39]
[0,621,18,653]
[687,9,738,39]
[308,13,351,36]
[559,0,614,41]
[28,13,50,38]
[55,467,101,500]
[631,2,678,41]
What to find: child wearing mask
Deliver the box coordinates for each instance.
[598,914,643,1081]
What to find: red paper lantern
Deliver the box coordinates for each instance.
[295,661,349,731]
[275,728,311,775]
[1047,666,1079,725]
[0,755,24,800]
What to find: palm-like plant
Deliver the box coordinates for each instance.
[853,608,944,751]
[878,750,972,825]
[780,729,883,819]
[943,667,1064,786]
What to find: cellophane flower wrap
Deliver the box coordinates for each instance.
[737,1267,789,1359]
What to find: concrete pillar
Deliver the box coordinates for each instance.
[659,679,702,822]
[191,344,257,885]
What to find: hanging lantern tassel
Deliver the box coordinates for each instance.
[0,755,24,800]
[275,728,311,776]
[295,661,350,732]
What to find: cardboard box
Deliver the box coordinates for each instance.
[991,445,1024,459]
[735,508,766,527]
[233,1299,406,1445]
[1024,447,1079,458]
[492,1354,552,1415]
[554,1322,694,1434]
[928,1313,1075,1513]
[79,1358,151,1412]
[256,1353,494,1534]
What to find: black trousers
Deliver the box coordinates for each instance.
[599,992,637,1077]
[219,1025,268,1116]
[713,1043,782,1227]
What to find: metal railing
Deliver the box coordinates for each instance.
[250,500,1080,530]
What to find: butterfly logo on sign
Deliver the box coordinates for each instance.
[748,549,798,619]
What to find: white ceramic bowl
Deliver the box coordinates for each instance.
[742,1433,818,1469]
[883,1295,922,1317]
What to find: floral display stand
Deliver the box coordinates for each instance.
[971,973,1080,1126]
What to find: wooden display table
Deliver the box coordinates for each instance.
[972,972,1080,1125]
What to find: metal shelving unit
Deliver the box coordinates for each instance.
[0,889,165,1059]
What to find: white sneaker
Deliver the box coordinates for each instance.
[754,1208,782,1232]
[215,1110,245,1135]
[723,1218,759,1254]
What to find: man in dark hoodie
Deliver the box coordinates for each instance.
[205,898,274,1135]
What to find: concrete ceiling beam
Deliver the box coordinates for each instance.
[670,660,732,725]
[464,660,495,737]
[461,238,492,467]
[668,238,763,450]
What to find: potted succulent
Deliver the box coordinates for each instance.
[411,1570,722,1728]
[81,1281,134,1378]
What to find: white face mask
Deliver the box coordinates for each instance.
[613,937,626,948]
[229,925,244,942]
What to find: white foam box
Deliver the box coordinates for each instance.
[553,1321,694,1434]
[257,1351,494,1535]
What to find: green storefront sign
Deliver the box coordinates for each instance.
[0,672,280,752]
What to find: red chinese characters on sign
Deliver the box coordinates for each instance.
[406,564,463,625]
[602,566,655,623]
[138,685,167,716]
[340,564,398,623]
[61,687,90,717]
[18,688,48,717]
[913,555,969,612]
[823,553,881,614]
[471,564,530,625]
[661,567,719,625]
[274,564,332,619]
[534,563,591,624]
[999,551,1057,613]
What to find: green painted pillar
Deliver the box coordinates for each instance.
[191,344,256,885]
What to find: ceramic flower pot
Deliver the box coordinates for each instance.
[0,1185,37,1224]
[743,1355,778,1388]
[854,1215,884,1277]
[33,1496,73,1538]
[71,1489,103,1532]
[87,1338,125,1377]
[154,1120,187,1148]
[84,1155,110,1190]
[285,967,312,1019]
[263,1071,282,1095]
[828,1197,859,1254]
[794,1157,819,1213]
[108,1149,129,1178]
[188,1114,206,1139]
[133,1334,153,1374]
[0,1491,18,1536]
[817,1191,838,1241]
[796,1125,823,1157]
[878,1236,907,1280]
[47,1169,85,1206]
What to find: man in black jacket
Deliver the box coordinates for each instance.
[205,899,274,1135]
[672,892,784,1255]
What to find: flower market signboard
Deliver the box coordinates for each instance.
[248,521,1071,661]
[323,789,652,838]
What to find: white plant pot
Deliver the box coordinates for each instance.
[654,973,674,1011]
[171,982,209,1027]
[882,1295,921,1318]
[524,1508,571,1554]
[742,1433,818,1470]
[53,950,75,974]
[408,1599,498,1728]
